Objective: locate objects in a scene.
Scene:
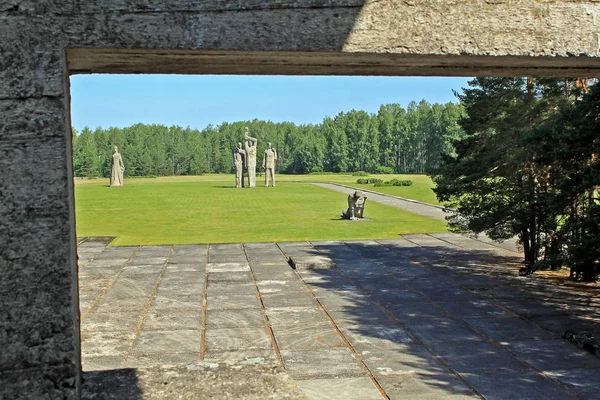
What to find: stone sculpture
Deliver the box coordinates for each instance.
[244,127,258,188]
[110,146,124,187]
[233,142,246,188]
[342,190,367,220]
[262,142,278,187]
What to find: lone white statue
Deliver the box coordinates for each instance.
[110,145,124,187]
[262,142,277,187]
[233,142,246,188]
[244,127,258,188]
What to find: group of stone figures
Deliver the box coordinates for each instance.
[233,127,277,188]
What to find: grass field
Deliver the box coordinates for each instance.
[75,174,447,245]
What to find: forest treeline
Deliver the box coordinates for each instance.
[432,78,600,281]
[72,100,465,178]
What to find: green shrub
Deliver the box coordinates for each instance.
[352,171,369,176]
[374,179,413,187]
[357,178,383,185]
[375,166,394,174]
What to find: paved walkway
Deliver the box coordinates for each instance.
[78,234,600,399]
[313,182,520,253]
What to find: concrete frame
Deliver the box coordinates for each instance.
[2,1,600,398]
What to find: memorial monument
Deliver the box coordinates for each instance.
[233,142,246,188]
[244,127,258,188]
[110,146,124,187]
[262,142,278,187]
[342,190,367,220]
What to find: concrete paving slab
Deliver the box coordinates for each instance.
[206,262,250,272]
[266,307,330,326]
[359,345,445,376]
[142,309,202,331]
[124,352,200,368]
[273,324,345,350]
[135,245,173,256]
[367,288,429,304]
[165,263,205,272]
[326,305,392,326]
[261,292,317,309]
[204,349,278,363]
[81,356,122,371]
[471,286,535,300]
[341,324,414,351]
[281,348,365,379]
[156,281,204,297]
[256,279,308,294]
[253,269,298,281]
[464,317,558,341]
[205,327,273,351]
[132,330,201,354]
[207,281,256,297]
[80,331,133,358]
[208,271,252,282]
[504,340,600,370]
[78,267,121,279]
[128,257,169,266]
[79,276,113,289]
[82,363,307,400]
[206,294,260,310]
[427,341,527,373]
[168,256,206,265]
[92,296,148,313]
[459,370,576,400]
[378,373,479,399]
[384,302,449,321]
[544,369,600,399]
[494,299,570,318]
[81,311,142,333]
[87,258,130,268]
[149,294,203,311]
[160,271,204,283]
[295,377,383,400]
[93,247,137,260]
[206,309,266,329]
[312,290,369,309]
[104,278,157,297]
[416,287,481,302]
[402,318,483,343]
[438,300,511,319]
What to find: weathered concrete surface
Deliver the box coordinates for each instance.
[4,1,600,398]
[77,236,600,399]
[82,363,307,400]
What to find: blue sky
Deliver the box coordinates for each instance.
[70,75,471,131]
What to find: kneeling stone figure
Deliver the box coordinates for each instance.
[342,190,367,220]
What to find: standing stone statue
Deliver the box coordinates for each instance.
[110,145,124,187]
[233,142,246,188]
[244,127,258,188]
[342,191,367,220]
[262,142,277,187]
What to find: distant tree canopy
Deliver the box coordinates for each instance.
[71,100,465,178]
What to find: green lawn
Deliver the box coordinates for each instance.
[75,175,447,245]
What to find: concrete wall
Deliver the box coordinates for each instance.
[1,1,600,398]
